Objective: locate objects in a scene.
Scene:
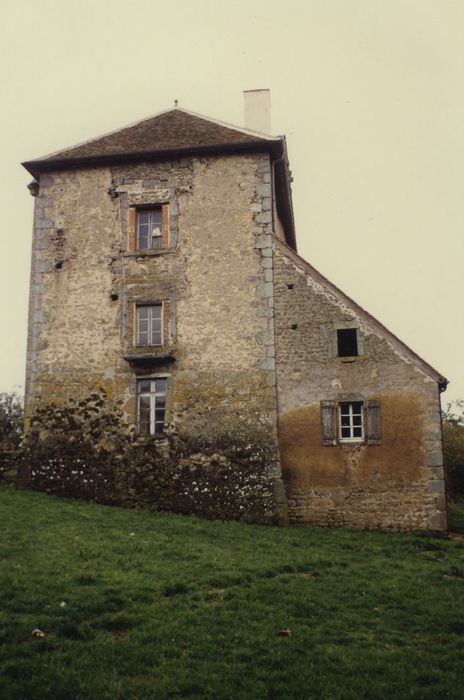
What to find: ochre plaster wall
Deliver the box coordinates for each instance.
[273,247,447,531]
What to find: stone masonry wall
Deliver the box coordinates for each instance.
[273,244,447,532]
[25,152,288,523]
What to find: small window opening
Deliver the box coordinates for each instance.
[337,328,358,357]
[55,261,64,270]
[291,323,298,330]
[287,284,294,290]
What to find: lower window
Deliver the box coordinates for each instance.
[339,401,364,441]
[137,378,167,436]
[321,399,381,446]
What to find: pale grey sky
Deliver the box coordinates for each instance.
[0,0,462,402]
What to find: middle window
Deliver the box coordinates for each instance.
[136,304,163,346]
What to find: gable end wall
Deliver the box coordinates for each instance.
[273,247,447,532]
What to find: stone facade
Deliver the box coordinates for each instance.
[22,106,447,531]
[273,241,447,531]
[24,150,288,523]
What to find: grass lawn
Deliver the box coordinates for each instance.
[1,488,464,700]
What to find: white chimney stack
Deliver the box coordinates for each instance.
[243,89,271,135]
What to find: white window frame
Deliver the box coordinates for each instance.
[137,376,168,436]
[136,303,163,347]
[339,401,364,443]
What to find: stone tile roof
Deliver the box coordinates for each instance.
[23,108,280,170]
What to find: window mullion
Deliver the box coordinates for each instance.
[150,391,156,435]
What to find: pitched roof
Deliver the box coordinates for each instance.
[22,108,281,175]
[22,106,297,250]
[274,239,448,391]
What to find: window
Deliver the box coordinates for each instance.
[136,304,163,346]
[128,204,169,252]
[137,378,167,436]
[321,400,381,446]
[137,208,162,250]
[337,328,358,357]
[339,402,363,441]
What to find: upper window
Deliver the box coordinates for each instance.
[128,204,169,252]
[137,208,162,250]
[339,401,363,442]
[137,377,167,436]
[337,328,358,357]
[136,304,163,346]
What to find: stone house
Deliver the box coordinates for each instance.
[22,91,448,531]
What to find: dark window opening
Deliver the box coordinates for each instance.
[55,261,64,270]
[287,284,294,290]
[291,323,298,330]
[337,328,358,357]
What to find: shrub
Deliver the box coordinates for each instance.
[0,392,23,450]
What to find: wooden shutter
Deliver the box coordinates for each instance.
[366,400,381,445]
[161,204,170,248]
[321,400,337,446]
[128,207,137,252]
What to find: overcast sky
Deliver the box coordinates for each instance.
[0,0,462,404]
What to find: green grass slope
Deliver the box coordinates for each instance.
[1,488,464,699]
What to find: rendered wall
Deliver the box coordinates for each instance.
[24,153,288,523]
[273,245,447,531]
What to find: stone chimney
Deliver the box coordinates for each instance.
[243,89,271,134]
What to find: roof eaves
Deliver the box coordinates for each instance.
[273,136,297,251]
[274,239,448,390]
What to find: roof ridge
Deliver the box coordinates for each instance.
[274,238,448,390]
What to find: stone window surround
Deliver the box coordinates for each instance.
[129,203,170,252]
[328,321,364,360]
[129,300,171,352]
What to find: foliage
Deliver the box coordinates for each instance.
[0,392,23,450]
[25,391,277,521]
[448,501,464,534]
[442,400,464,498]
[1,488,464,700]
